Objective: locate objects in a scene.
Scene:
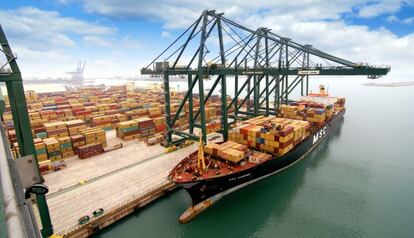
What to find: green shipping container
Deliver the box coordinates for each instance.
[36,132,47,139]
[48,151,61,157]
[60,142,72,149]
[121,126,139,133]
[35,148,47,155]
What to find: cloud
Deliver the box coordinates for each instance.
[56,0,74,4]
[122,35,141,48]
[357,1,403,18]
[402,16,414,24]
[94,59,116,69]
[0,7,115,50]
[83,36,113,47]
[1,7,115,36]
[161,31,171,38]
[0,7,116,77]
[11,45,74,78]
[387,15,414,24]
[386,15,400,22]
[80,0,369,29]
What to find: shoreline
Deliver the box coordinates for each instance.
[363,81,414,87]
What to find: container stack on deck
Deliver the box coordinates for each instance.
[229,116,310,156]
[279,104,326,126]
[276,96,346,127]
[205,141,250,163]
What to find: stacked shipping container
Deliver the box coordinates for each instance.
[229,116,310,156]
[43,138,62,161]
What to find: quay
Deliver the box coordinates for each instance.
[34,130,200,236]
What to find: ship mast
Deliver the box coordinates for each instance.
[197,133,206,172]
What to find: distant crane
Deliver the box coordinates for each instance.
[65,61,87,89]
[64,61,96,90]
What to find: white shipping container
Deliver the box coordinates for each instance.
[301,96,338,105]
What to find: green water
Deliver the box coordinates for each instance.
[95,82,412,237]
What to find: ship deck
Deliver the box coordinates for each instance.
[170,152,261,183]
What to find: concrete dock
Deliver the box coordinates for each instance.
[34,130,199,237]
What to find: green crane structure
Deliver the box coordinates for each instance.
[141,10,390,145]
[0,25,54,237]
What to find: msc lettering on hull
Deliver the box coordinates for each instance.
[313,126,327,144]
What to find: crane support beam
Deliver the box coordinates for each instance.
[150,67,390,76]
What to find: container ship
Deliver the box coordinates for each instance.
[169,86,346,223]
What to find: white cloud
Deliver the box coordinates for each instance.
[12,45,74,78]
[1,7,115,37]
[161,31,171,38]
[95,59,116,69]
[386,15,414,24]
[80,0,371,29]
[56,0,74,4]
[387,15,399,22]
[402,16,414,24]
[83,36,113,47]
[357,1,403,18]
[122,35,141,48]
[0,7,117,77]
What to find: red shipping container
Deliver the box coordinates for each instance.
[83,102,96,106]
[55,101,68,105]
[41,111,56,116]
[155,125,166,132]
[71,108,84,114]
[105,110,118,115]
[57,105,71,110]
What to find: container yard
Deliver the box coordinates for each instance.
[0,7,400,238]
[1,83,227,236]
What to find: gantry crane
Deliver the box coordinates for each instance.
[142,10,390,145]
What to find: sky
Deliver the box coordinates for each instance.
[1,0,413,81]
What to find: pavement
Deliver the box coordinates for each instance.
[34,130,198,235]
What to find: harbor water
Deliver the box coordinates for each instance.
[90,79,414,238]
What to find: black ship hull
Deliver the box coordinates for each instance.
[179,109,345,206]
